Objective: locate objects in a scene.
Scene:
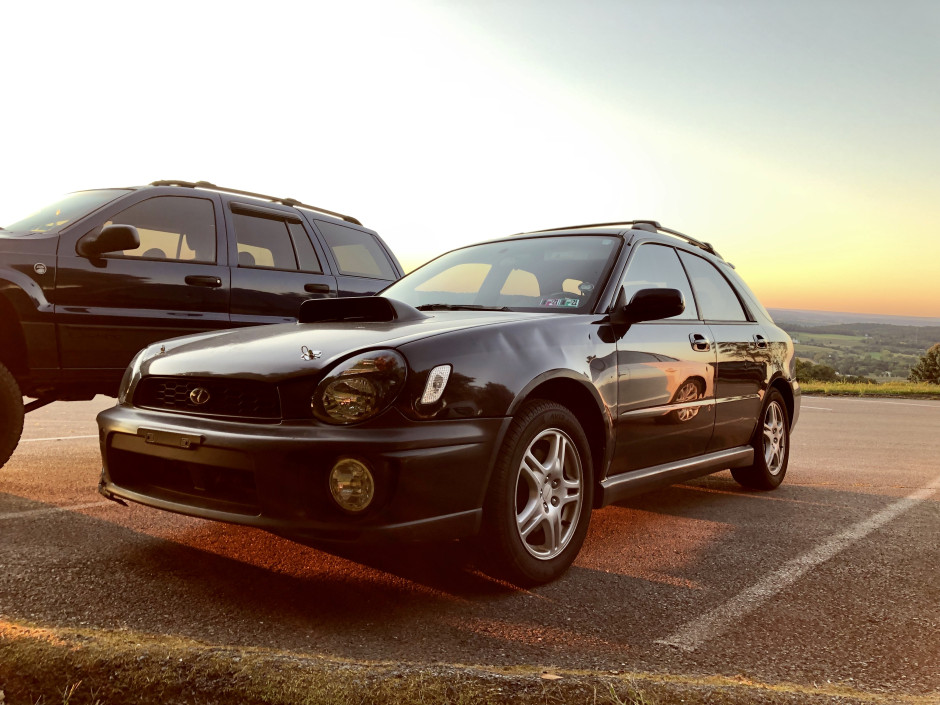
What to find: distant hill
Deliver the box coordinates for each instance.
[767,310,940,379]
[768,308,940,328]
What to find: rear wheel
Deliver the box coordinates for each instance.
[0,362,24,469]
[482,400,593,585]
[731,388,789,490]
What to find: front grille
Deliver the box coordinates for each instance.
[135,376,281,420]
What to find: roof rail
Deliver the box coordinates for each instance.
[523,220,721,258]
[149,180,363,226]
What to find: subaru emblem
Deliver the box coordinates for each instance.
[189,387,211,405]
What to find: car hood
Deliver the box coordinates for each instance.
[141,308,541,382]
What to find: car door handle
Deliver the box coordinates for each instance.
[185,275,223,288]
[304,283,332,294]
[753,334,768,349]
[689,333,711,352]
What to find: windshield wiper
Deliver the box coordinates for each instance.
[416,303,513,312]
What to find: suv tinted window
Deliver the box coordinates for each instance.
[621,244,698,319]
[232,213,298,270]
[316,221,397,279]
[107,196,216,262]
[678,251,748,322]
[288,222,323,273]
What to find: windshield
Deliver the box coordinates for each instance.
[2,189,131,234]
[382,235,622,313]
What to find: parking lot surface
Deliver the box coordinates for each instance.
[1,395,938,699]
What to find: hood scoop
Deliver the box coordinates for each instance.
[298,296,428,324]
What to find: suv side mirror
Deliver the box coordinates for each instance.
[611,287,685,326]
[77,224,140,257]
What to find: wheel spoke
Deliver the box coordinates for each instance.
[517,501,543,539]
[523,448,547,475]
[545,432,565,473]
[543,508,559,551]
[520,453,545,489]
[562,475,581,490]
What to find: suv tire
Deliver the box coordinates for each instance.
[0,361,24,470]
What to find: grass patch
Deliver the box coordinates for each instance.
[800,380,940,399]
[0,619,933,705]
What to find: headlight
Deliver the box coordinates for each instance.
[312,349,406,424]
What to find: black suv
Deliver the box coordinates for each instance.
[0,180,403,468]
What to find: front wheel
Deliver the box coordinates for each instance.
[0,361,25,470]
[482,400,593,585]
[731,388,790,490]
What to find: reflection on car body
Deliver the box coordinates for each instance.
[97,220,800,585]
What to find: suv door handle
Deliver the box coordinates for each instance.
[185,275,222,288]
[753,334,768,349]
[304,283,332,294]
[690,333,711,352]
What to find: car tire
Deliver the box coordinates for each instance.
[0,361,24,470]
[482,399,593,585]
[731,388,789,490]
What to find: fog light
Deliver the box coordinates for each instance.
[329,458,375,512]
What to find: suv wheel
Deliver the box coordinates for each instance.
[483,400,593,585]
[0,361,24,469]
[732,388,790,490]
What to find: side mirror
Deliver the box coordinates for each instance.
[612,287,685,325]
[77,224,140,257]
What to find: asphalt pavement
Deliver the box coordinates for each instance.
[1,395,938,700]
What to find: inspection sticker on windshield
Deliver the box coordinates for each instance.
[540,298,580,308]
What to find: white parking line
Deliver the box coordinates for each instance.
[0,501,113,521]
[801,405,832,411]
[655,472,940,652]
[811,397,940,409]
[19,434,99,443]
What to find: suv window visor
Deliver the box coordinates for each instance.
[3,189,131,234]
[230,202,302,223]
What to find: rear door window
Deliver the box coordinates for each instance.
[232,213,298,270]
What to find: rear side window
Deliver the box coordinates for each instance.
[107,196,216,263]
[315,221,397,280]
[678,251,748,322]
[232,213,298,270]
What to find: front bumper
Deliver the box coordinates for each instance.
[97,405,510,542]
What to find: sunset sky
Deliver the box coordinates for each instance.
[2,1,937,318]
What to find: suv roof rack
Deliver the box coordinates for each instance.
[524,219,721,258]
[150,180,363,226]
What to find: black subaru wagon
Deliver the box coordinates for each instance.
[97,221,800,585]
